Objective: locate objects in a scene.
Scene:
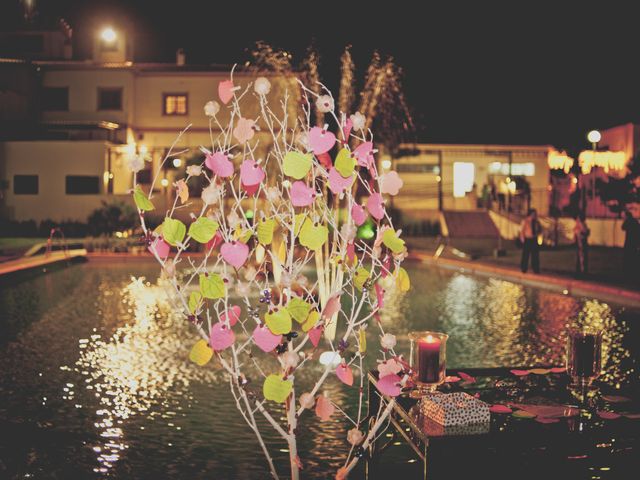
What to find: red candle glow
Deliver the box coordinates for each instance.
[417,334,441,383]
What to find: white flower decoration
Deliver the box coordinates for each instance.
[227,211,241,229]
[347,428,364,446]
[204,100,220,117]
[380,333,397,350]
[340,223,357,242]
[350,112,366,131]
[265,186,281,202]
[201,183,221,205]
[296,131,310,151]
[316,94,334,113]
[127,154,145,173]
[282,351,299,369]
[299,392,315,410]
[236,281,251,297]
[186,165,202,177]
[254,77,271,95]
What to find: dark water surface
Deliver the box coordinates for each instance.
[0,259,638,479]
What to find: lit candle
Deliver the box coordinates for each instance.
[418,334,441,383]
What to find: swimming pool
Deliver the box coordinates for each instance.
[0,259,638,478]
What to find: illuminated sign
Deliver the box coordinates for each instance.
[578,150,627,174]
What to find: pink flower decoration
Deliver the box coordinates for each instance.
[308,126,336,154]
[149,236,170,259]
[209,322,235,351]
[205,152,234,178]
[377,373,402,397]
[233,118,256,145]
[252,324,282,353]
[353,141,374,167]
[366,192,385,220]
[220,305,241,326]
[336,363,354,386]
[220,241,249,268]
[218,79,235,104]
[308,326,323,347]
[328,167,354,195]
[239,160,265,186]
[290,181,315,207]
[380,171,404,196]
[351,203,367,226]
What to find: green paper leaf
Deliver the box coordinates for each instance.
[188,217,219,244]
[354,267,370,291]
[359,328,367,353]
[188,291,202,314]
[382,229,405,254]
[299,220,328,251]
[294,213,306,236]
[265,309,292,335]
[335,148,356,177]
[286,297,312,324]
[257,219,276,245]
[133,185,154,211]
[396,267,410,292]
[162,217,186,246]
[263,374,293,403]
[283,151,313,179]
[199,273,225,299]
[189,339,213,366]
[302,310,320,332]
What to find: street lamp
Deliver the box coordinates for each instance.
[101,27,117,43]
[587,129,601,148]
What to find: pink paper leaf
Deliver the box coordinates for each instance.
[328,167,354,195]
[535,417,560,424]
[378,358,402,378]
[149,237,170,259]
[220,305,241,326]
[351,203,367,226]
[317,152,333,169]
[290,181,316,207]
[353,141,374,167]
[374,283,385,309]
[206,230,223,251]
[322,295,341,319]
[490,404,512,414]
[239,160,265,186]
[342,118,352,140]
[309,326,323,347]
[550,367,566,373]
[308,126,336,154]
[377,373,402,397]
[315,394,335,421]
[209,322,235,351]
[445,375,461,383]
[510,369,530,376]
[346,242,356,264]
[218,79,235,104]
[366,193,385,220]
[336,363,354,386]
[205,152,234,178]
[252,324,282,353]
[220,241,249,268]
[242,182,260,196]
[458,371,476,384]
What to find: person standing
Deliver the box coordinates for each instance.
[622,210,640,283]
[574,214,590,275]
[520,208,541,273]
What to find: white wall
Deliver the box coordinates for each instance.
[0,141,111,222]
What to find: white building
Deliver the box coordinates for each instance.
[0,27,298,223]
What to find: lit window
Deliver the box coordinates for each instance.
[488,162,535,176]
[453,162,475,198]
[163,94,188,115]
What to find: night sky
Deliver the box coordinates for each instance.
[2,1,639,151]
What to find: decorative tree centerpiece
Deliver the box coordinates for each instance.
[131,67,410,479]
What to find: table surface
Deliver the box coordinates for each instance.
[367,367,640,477]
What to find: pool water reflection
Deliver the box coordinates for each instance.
[0,259,637,479]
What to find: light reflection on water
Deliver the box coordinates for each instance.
[0,260,637,479]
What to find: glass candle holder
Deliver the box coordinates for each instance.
[409,331,448,396]
[566,326,602,389]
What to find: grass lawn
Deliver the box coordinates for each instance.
[406,236,637,291]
